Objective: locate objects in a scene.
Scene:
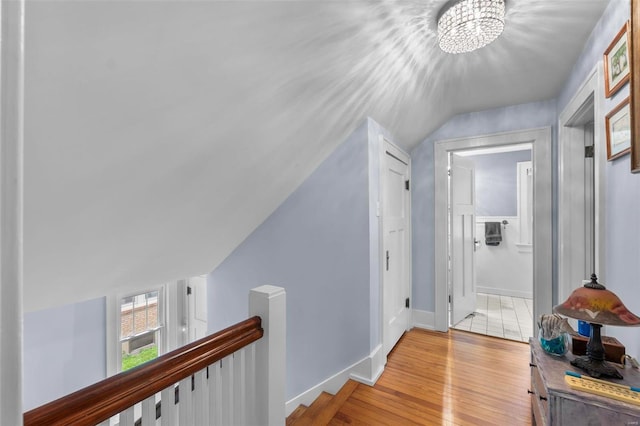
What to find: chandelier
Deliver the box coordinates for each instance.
[437,0,506,54]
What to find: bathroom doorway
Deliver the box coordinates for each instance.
[449,144,534,342]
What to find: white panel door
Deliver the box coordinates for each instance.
[382,143,410,356]
[188,276,208,342]
[450,154,476,326]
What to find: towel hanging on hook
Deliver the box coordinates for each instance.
[485,222,502,246]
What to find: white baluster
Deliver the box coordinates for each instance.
[141,394,156,426]
[119,406,135,425]
[194,368,209,425]
[245,343,257,426]
[209,361,222,426]
[178,376,193,425]
[160,385,177,426]
[233,349,246,425]
[221,355,234,426]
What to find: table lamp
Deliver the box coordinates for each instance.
[553,274,640,379]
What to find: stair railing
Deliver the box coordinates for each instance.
[24,285,286,426]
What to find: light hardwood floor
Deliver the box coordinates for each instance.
[329,328,532,425]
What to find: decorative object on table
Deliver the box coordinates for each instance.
[538,314,576,356]
[554,274,640,379]
[622,354,640,369]
[572,334,625,364]
[604,21,630,98]
[577,320,591,336]
[564,371,640,406]
[605,96,631,161]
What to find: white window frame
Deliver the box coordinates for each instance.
[106,285,167,376]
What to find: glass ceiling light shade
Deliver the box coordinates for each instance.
[437,0,506,54]
[554,274,640,379]
[554,274,640,326]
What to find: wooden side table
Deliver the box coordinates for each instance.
[530,337,640,425]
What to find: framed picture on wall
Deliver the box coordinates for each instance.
[631,0,640,173]
[605,96,631,161]
[604,22,631,98]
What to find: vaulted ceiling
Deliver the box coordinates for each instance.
[24,0,610,311]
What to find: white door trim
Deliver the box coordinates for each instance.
[379,136,412,355]
[0,0,25,423]
[558,64,605,304]
[434,127,552,332]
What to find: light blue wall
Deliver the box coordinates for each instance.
[207,120,373,400]
[575,0,640,359]
[23,297,106,411]
[411,0,640,363]
[467,150,532,217]
[558,0,629,113]
[605,157,640,359]
[411,100,557,312]
[555,0,640,358]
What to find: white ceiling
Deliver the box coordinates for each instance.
[24,0,609,311]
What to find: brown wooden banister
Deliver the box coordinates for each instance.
[24,316,263,426]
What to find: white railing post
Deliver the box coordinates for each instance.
[0,0,24,425]
[249,285,286,426]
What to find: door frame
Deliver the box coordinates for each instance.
[0,0,25,422]
[379,137,412,354]
[558,64,606,304]
[185,275,208,343]
[434,127,552,332]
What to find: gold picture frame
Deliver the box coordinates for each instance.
[631,0,640,172]
[604,22,631,98]
[605,97,631,161]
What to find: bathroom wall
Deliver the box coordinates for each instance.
[467,150,533,298]
[475,218,533,298]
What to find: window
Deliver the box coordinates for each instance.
[119,290,163,371]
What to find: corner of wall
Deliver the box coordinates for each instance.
[285,344,385,417]
[412,309,436,331]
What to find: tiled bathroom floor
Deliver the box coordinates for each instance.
[452,293,534,343]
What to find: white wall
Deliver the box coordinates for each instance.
[467,150,533,298]
[475,217,533,298]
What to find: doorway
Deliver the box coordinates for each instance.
[558,65,605,304]
[449,145,534,342]
[434,128,552,334]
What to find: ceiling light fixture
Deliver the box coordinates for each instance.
[437,0,506,54]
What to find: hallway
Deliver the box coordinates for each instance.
[288,328,532,425]
[452,293,534,342]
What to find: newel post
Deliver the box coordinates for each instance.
[249,285,286,426]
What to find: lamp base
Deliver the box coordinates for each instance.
[571,355,623,379]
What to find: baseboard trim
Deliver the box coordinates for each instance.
[412,309,435,330]
[285,345,385,416]
[349,344,385,386]
[477,286,533,299]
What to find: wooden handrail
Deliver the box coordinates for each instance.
[24,316,263,426]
